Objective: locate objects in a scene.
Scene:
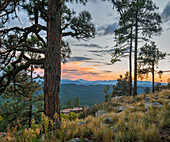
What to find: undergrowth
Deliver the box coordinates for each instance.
[0,90,170,142]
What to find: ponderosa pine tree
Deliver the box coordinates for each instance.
[0,0,95,120]
[137,41,166,93]
[110,0,162,96]
[111,0,134,96]
[104,85,111,102]
[0,70,43,131]
[112,72,130,96]
[74,97,80,107]
[66,98,73,108]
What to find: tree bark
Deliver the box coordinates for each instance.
[44,0,61,120]
[129,26,133,96]
[133,1,138,96]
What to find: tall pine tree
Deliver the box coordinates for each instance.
[0,0,96,120]
[111,0,162,95]
[138,41,166,93]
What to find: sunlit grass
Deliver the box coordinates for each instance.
[1,89,170,142]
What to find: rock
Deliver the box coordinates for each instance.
[0,132,6,137]
[152,102,163,107]
[104,114,109,117]
[145,102,153,108]
[112,113,119,115]
[95,110,106,117]
[116,106,125,113]
[145,102,163,109]
[67,138,92,142]
[68,138,80,142]
[112,96,123,100]
[78,121,86,125]
[105,117,112,124]
[110,126,116,131]
[128,106,135,109]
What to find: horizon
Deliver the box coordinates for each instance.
[37,77,168,84]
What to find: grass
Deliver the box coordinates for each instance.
[0,89,170,142]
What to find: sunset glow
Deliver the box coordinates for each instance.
[34,61,169,83]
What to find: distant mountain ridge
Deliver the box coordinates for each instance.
[60,79,167,87]
[1,79,168,108]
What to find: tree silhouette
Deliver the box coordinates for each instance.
[138,41,166,93]
[74,97,80,107]
[112,72,130,97]
[0,0,95,119]
[111,0,162,96]
[0,70,43,131]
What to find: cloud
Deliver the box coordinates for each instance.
[102,70,113,73]
[61,61,101,80]
[89,49,115,54]
[74,43,108,49]
[61,61,117,81]
[34,61,117,81]
[97,22,118,36]
[161,2,170,22]
[93,53,103,57]
[62,69,99,75]
[85,60,113,66]
[68,56,93,62]
[93,64,104,67]
[104,63,112,66]
[90,0,98,4]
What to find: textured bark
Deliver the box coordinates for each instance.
[133,3,138,96]
[129,26,133,96]
[44,0,61,120]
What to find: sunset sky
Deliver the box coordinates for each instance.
[6,0,170,82]
[60,0,170,82]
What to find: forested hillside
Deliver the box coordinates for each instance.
[60,84,147,107]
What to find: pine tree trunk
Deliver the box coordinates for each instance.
[133,3,138,96]
[152,61,155,93]
[44,0,61,120]
[129,26,133,96]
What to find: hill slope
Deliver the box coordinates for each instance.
[59,84,148,107]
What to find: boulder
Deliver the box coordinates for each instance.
[128,106,135,109]
[152,102,163,107]
[0,132,6,137]
[104,114,109,117]
[67,138,92,142]
[95,110,106,117]
[112,96,123,100]
[112,113,119,115]
[105,117,112,124]
[116,106,125,113]
[145,102,153,108]
[145,102,163,109]
[78,121,86,125]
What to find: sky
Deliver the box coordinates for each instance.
[4,0,170,82]
[61,0,170,82]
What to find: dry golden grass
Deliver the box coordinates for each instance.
[1,89,170,142]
